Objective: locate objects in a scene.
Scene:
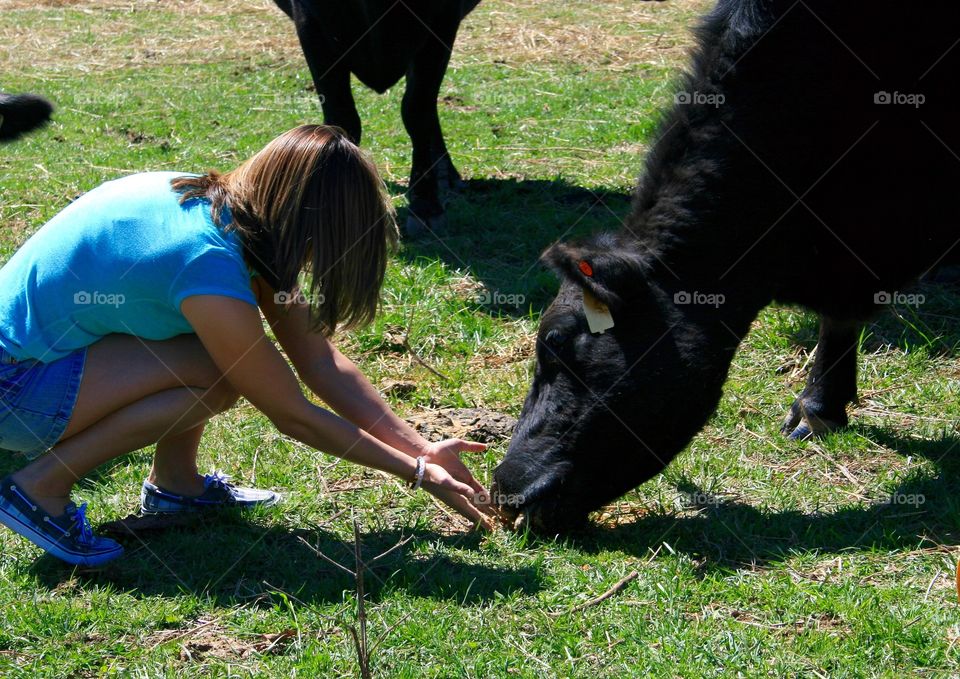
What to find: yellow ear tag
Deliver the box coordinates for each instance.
[582,289,614,334]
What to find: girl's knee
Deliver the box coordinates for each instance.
[203,381,240,414]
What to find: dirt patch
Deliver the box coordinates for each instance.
[144,619,300,662]
[179,628,295,662]
[405,407,517,444]
[379,378,418,399]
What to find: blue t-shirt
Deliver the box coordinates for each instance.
[0,172,257,362]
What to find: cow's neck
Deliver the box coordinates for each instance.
[627,137,786,384]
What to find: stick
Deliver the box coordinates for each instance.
[296,535,355,578]
[351,516,372,679]
[402,334,451,382]
[147,618,218,651]
[548,570,639,617]
[370,534,414,563]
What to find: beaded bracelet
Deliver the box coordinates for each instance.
[409,456,425,491]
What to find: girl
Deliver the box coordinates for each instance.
[0,125,494,567]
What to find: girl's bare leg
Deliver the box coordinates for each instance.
[10,333,239,515]
[149,424,208,497]
[12,383,235,515]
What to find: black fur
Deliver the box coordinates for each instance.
[493,0,960,532]
[0,93,53,142]
[273,0,481,233]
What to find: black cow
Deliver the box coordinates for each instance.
[492,0,960,533]
[273,0,480,234]
[0,93,53,143]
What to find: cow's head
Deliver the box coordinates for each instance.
[492,233,737,533]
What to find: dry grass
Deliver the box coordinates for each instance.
[0,0,297,74]
[456,0,712,70]
[0,0,712,77]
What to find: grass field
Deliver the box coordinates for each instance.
[2,0,960,676]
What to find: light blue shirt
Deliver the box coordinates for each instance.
[0,172,257,362]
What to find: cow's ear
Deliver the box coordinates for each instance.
[541,236,647,310]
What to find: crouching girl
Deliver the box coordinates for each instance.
[0,125,493,566]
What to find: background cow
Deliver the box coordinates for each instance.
[492,0,960,533]
[0,93,53,143]
[274,0,480,235]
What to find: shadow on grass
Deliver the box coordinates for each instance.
[391,177,632,316]
[565,430,960,571]
[783,278,960,357]
[29,520,542,605]
[862,279,960,357]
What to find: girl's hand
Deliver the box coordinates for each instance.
[422,438,490,498]
[420,462,496,530]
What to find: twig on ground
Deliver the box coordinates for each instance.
[367,610,415,657]
[296,535,355,578]
[402,333,451,382]
[548,570,640,617]
[147,618,218,651]
[370,534,415,563]
[349,515,372,679]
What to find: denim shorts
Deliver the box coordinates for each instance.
[0,345,86,459]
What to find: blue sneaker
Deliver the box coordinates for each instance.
[0,477,124,567]
[140,470,281,515]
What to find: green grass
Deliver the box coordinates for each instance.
[2,0,959,676]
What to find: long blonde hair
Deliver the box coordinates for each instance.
[172,125,398,335]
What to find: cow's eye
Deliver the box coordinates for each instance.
[541,328,566,357]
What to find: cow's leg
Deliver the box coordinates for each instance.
[292,20,362,143]
[781,316,860,440]
[401,27,462,235]
[315,66,362,144]
[0,93,53,143]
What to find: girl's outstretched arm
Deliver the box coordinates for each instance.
[255,278,491,501]
[181,294,492,527]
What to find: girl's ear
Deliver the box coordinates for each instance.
[541,234,649,311]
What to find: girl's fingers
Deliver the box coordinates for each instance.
[451,479,475,498]
[443,491,495,530]
[458,440,487,453]
[465,483,499,517]
[426,477,497,526]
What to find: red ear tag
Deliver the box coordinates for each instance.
[578,260,593,277]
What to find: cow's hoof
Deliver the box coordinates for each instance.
[403,211,447,238]
[780,397,847,440]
